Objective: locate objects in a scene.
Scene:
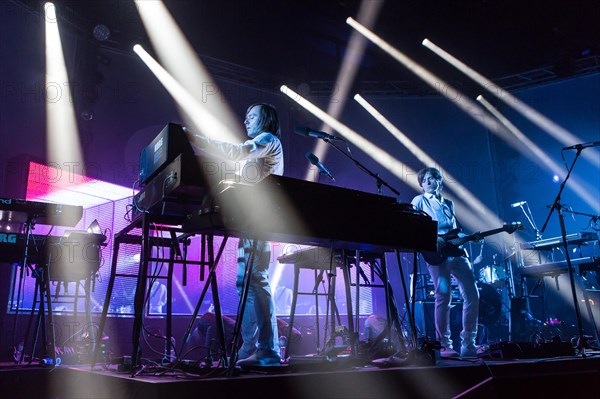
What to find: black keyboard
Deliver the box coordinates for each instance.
[518,256,600,277]
[520,232,598,251]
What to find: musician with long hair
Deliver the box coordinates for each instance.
[186,103,283,368]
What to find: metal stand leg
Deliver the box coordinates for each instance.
[208,235,228,365]
[180,235,229,365]
[22,274,41,364]
[12,219,35,364]
[42,268,58,365]
[130,214,151,374]
[228,239,258,374]
[323,254,345,356]
[90,228,121,369]
[557,208,587,355]
[579,280,600,345]
[396,250,418,349]
[23,265,58,365]
[340,253,355,357]
[380,255,408,355]
[284,264,301,359]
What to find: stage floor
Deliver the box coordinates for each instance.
[1,351,599,399]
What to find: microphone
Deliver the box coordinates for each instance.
[510,201,526,208]
[562,141,600,150]
[305,152,335,181]
[295,126,343,141]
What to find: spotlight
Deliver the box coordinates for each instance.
[87,219,102,234]
[80,110,94,121]
[93,24,111,42]
[44,2,56,22]
[52,220,106,282]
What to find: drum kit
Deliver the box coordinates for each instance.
[410,268,506,326]
[477,263,509,326]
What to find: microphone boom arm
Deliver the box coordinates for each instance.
[540,147,582,234]
[323,139,400,196]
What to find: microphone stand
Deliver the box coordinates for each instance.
[322,139,400,196]
[518,202,542,241]
[539,147,588,356]
[321,138,417,363]
[560,208,600,223]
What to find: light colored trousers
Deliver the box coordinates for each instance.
[427,256,480,351]
[236,239,280,359]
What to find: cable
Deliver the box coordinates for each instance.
[137,224,173,360]
[160,173,177,216]
[131,179,145,213]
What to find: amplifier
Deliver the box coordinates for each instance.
[133,153,221,218]
[413,301,464,343]
[411,273,461,302]
[139,123,194,185]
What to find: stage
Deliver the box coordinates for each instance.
[1,352,599,399]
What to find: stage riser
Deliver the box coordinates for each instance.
[1,358,599,399]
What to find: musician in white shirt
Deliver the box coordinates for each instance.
[411,167,480,358]
[186,103,283,368]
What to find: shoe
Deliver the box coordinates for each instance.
[440,348,459,358]
[460,345,477,358]
[236,353,281,368]
[237,347,257,361]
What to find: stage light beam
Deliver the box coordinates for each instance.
[346,18,512,142]
[133,44,233,142]
[422,38,600,169]
[282,85,421,194]
[134,0,241,143]
[353,94,506,231]
[307,0,383,181]
[477,95,598,209]
[45,2,84,232]
[45,2,83,173]
[282,85,495,234]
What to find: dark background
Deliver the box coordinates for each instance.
[1,0,599,359]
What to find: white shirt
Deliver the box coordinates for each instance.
[190,132,284,183]
[411,192,457,235]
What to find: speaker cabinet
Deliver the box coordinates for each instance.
[413,301,464,345]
